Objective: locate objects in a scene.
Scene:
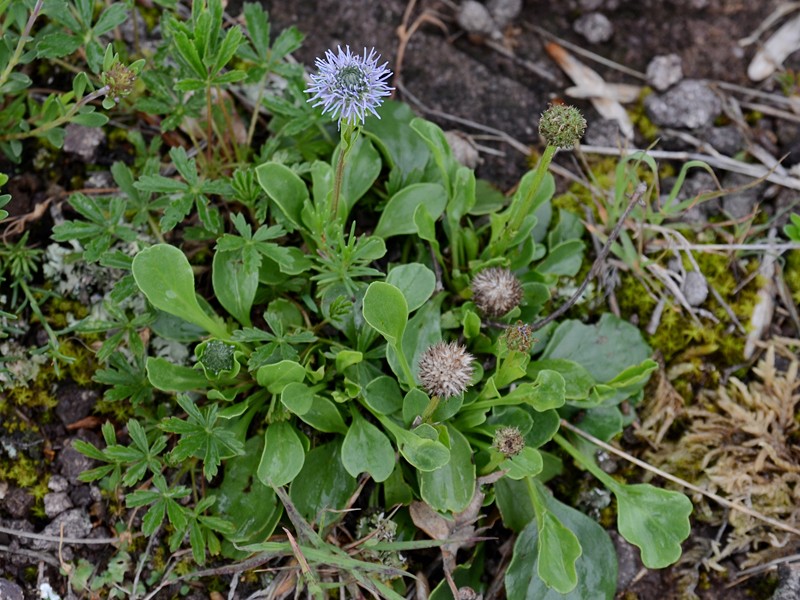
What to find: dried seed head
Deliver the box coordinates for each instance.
[538,103,586,149]
[418,341,475,399]
[471,267,524,317]
[493,426,525,457]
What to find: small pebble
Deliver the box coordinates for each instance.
[457,0,500,39]
[0,579,24,600]
[646,54,683,91]
[444,130,481,169]
[720,172,762,219]
[2,488,34,519]
[32,508,92,551]
[644,79,721,129]
[48,474,69,493]
[487,0,522,28]
[44,492,74,519]
[63,124,105,163]
[682,271,709,306]
[573,12,614,44]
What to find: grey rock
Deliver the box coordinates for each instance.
[646,54,683,91]
[487,0,521,28]
[0,579,24,600]
[705,125,744,156]
[610,530,641,591]
[573,12,613,44]
[457,0,499,38]
[57,438,96,484]
[32,508,92,551]
[44,492,74,519]
[63,124,105,162]
[773,563,800,600]
[2,488,34,519]
[584,118,625,147]
[55,383,98,427]
[444,130,480,169]
[682,271,709,306]
[48,474,69,493]
[85,171,114,189]
[720,172,762,219]
[68,485,94,509]
[644,80,721,129]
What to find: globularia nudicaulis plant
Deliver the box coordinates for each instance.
[0,1,698,597]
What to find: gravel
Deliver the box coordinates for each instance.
[573,12,614,44]
[646,54,683,91]
[644,80,721,129]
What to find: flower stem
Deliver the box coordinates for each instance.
[0,86,110,142]
[419,395,440,423]
[0,0,44,94]
[331,122,357,222]
[493,144,557,257]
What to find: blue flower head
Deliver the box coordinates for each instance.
[305,45,393,128]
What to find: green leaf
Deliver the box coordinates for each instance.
[281,381,314,415]
[257,422,305,487]
[255,162,308,230]
[212,248,257,326]
[290,440,357,524]
[256,360,305,394]
[386,263,436,312]
[505,481,616,599]
[35,32,81,58]
[374,183,448,238]
[216,437,282,549]
[132,244,228,339]
[336,134,382,216]
[295,395,347,434]
[537,240,585,277]
[542,314,651,384]
[362,282,408,345]
[501,447,544,480]
[93,2,128,36]
[419,426,475,513]
[363,376,403,415]
[341,411,395,482]
[613,482,692,569]
[71,111,109,127]
[364,100,431,180]
[528,358,595,401]
[146,357,209,392]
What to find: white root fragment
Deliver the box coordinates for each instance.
[748,13,800,81]
[545,41,634,139]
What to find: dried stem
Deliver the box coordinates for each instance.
[531,181,647,332]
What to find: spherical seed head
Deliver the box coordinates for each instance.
[493,426,525,457]
[418,341,475,399]
[471,267,524,317]
[538,104,586,149]
[305,45,394,129]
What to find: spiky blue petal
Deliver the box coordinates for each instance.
[305,45,393,128]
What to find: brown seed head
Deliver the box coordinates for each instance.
[471,267,524,317]
[417,341,475,399]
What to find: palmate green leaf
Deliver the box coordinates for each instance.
[93,351,153,406]
[613,482,692,568]
[92,1,128,36]
[161,395,245,480]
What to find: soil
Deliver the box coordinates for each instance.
[2,0,799,598]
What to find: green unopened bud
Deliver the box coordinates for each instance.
[199,340,236,375]
[538,104,586,149]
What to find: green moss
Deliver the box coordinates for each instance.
[785,248,800,305]
[617,252,760,397]
[628,87,659,142]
